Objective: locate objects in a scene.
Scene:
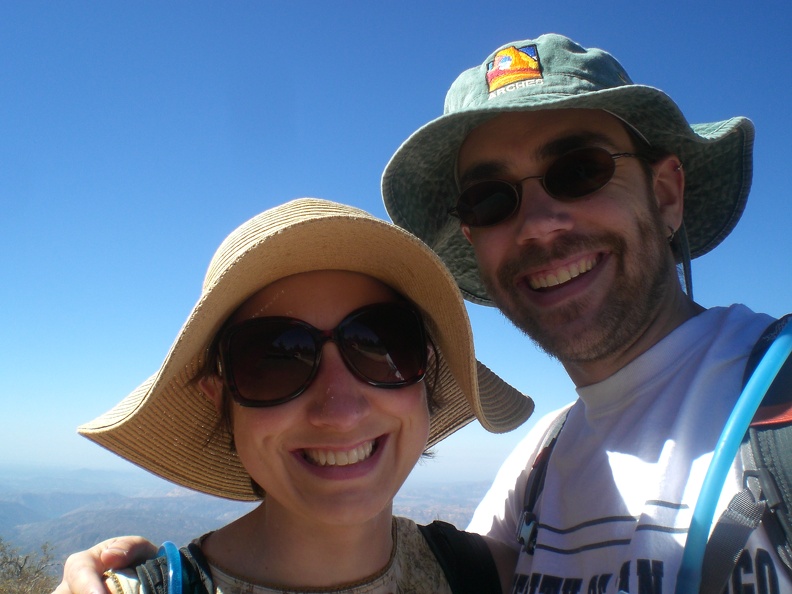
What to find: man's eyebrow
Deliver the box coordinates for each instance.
[457,131,620,188]
[537,132,616,159]
[457,161,507,188]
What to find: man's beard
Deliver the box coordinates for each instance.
[482,212,672,365]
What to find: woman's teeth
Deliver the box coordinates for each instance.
[304,440,375,467]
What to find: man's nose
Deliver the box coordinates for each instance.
[513,182,574,244]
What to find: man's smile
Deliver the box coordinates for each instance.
[527,254,602,290]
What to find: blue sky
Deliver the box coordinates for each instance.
[2,1,790,490]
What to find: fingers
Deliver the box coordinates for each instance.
[97,536,158,569]
[51,582,89,594]
[52,547,106,594]
[50,536,158,594]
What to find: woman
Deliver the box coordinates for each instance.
[59,198,534,594]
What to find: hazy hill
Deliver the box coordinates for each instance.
[0,465,491,572]
[8,494,256,559]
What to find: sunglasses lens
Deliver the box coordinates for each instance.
[455,182,520,227]
[544,148,616,199]
[224,321,317,405]
[339,304,426,386]
[219,303,427,406]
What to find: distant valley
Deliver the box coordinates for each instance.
[0,464,491,573]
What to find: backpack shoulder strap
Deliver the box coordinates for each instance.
[748,419,792,569]
[516,408,570,554]
[700,315,792,593]
[134,541,214,594]
[746,315,792,572]
[418,520,502,594]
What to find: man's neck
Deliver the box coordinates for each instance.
[563,291,705,387]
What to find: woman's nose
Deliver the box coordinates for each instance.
[305,344,371,429]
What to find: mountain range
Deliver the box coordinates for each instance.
[0,464,491,571]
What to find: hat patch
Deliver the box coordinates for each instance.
[487,45,542,97]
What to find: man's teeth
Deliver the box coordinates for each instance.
[304,441,375,467]
[529,256,597,290]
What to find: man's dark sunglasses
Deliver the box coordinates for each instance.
[217,302,428,407]
[449,147,642,227]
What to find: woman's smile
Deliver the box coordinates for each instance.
[302,437,378,467]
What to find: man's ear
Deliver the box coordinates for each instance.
[461,224,474,245]
[198,375,224,413]
[651,154,685,232]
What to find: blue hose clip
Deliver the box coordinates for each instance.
[157,541,184,594]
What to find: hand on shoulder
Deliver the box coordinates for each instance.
[51,536,157,594]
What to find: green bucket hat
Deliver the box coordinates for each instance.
[382,33,755,305]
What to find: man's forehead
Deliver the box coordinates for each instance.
[464,109,629,147]
[457,109,631,180]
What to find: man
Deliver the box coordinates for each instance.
[55,34,788,594]
[381,34,788,593]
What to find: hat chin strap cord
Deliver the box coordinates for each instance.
[680,224,693,299]
[673,321,792,593]
[675,222,694,299]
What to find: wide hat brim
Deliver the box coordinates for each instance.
[382,36,754,305]
[78,198,534,500]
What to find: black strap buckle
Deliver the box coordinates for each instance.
[516,509,538,554]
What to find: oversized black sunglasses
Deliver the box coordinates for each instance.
[449,147,642,227]
[217,302,428,407]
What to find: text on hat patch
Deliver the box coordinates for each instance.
[487,45,542,94]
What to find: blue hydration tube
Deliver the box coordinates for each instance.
[674,321,792,593]
[157,541,184,594]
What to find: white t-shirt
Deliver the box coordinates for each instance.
[468,305,791,594]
